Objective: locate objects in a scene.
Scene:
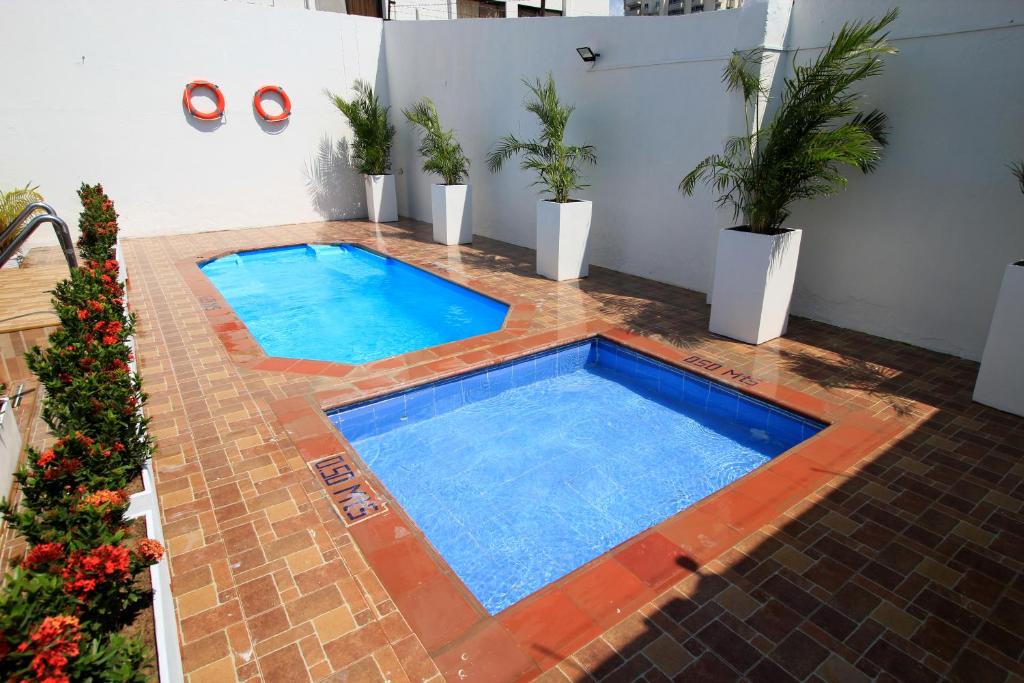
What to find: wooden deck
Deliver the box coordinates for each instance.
[0,247,69,334]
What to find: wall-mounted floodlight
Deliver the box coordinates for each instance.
[576,47,600,63]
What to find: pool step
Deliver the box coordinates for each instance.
[306,244,344,260]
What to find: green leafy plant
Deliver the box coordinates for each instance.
[77,183,119,262]
[26,260,150,468]
[1011,161,1024,194]
[403,98,470,185]
[0,185,162,682]
[327,80,396,176]
[487,74,596,204]
[1,183,45,253]
[680,10,899,234]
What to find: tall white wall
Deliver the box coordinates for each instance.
[781,0,1024,360]
[385,0,1024,360]
[3,0,1021,360]
[384,2,778,295]
[0,0,385,244]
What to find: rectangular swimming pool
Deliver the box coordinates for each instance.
[200,244,509,365]
[329,338,824,614]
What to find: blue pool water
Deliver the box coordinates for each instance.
[200,244,508,364]
[329,338,824,614]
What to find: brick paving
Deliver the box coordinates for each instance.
[120,218,1024,682]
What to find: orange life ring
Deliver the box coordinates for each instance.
[183,80,225,120]
[253,85,291,122]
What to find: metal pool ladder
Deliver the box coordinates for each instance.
[0,202,78,270]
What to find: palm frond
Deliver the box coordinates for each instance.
[1,183,45,252]
[724,49,767,103]
[1011,161,1024,195]
[487,73,596,203]
[326,80,395,176]
[680,9,899,232]
[403,97,469,185]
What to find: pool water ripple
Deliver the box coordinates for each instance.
[333,339,823,614]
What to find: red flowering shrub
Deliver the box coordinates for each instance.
[26,335,149,473]
[76,183,119,262]
[62,545,131,601]
[79,489,128,510]
[0,185,155,682]
[16,615,82,682]
[21,543,65,571]
[133,539,164,565]
[26,255,149,476]
[0,576,148,681]
[14,433,136,511]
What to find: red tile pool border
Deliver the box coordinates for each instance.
[268,325,906,678]
[177,241,538,376]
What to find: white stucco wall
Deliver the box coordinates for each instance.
[3,0,1021,360]
[0,0,385,245]
[781,0,1024,360]
[384,2,777,295]
[385,0,1024,360]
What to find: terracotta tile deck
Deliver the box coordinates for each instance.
[122,219,1024,682]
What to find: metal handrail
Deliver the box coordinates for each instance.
[0,201,59,247]
[0,213,78,270]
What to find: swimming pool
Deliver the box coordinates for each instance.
[328,338,824,614]
[199,244,508,365]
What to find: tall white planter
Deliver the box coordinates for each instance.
[709,227,803,345]
[364,174,397,223]
[536,199,592,281]
[973,261,1024,416]
[431,184,472,245]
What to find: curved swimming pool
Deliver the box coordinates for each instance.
[200,244,509,365]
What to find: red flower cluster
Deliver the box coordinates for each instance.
[55,432,94,449]
[135,539,165,565]
[92,320,123,346]
[16,615,81,683]
[38,454,82,482]
[34,433,112,482]
[62,545,131,600]
[75,259,124,300]
[79,489,127,509]
[75,299,107,322]
[21,543,65,570]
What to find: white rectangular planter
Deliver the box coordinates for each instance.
[536,199,592,281]
[431,184,472,245]
[708,227,803,345]
[364,174,397,223]
[973,261,1024,416]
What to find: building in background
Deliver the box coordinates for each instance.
[624,0,739,15]
[221,0,618,18]
[359,0,616,19]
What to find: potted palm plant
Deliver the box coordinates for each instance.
[973,161,1024,416]
[488,74,596,281]
[328,80,397,223]
[403,98,472,245]
[1,183,45,268]
[681,11,898,344]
